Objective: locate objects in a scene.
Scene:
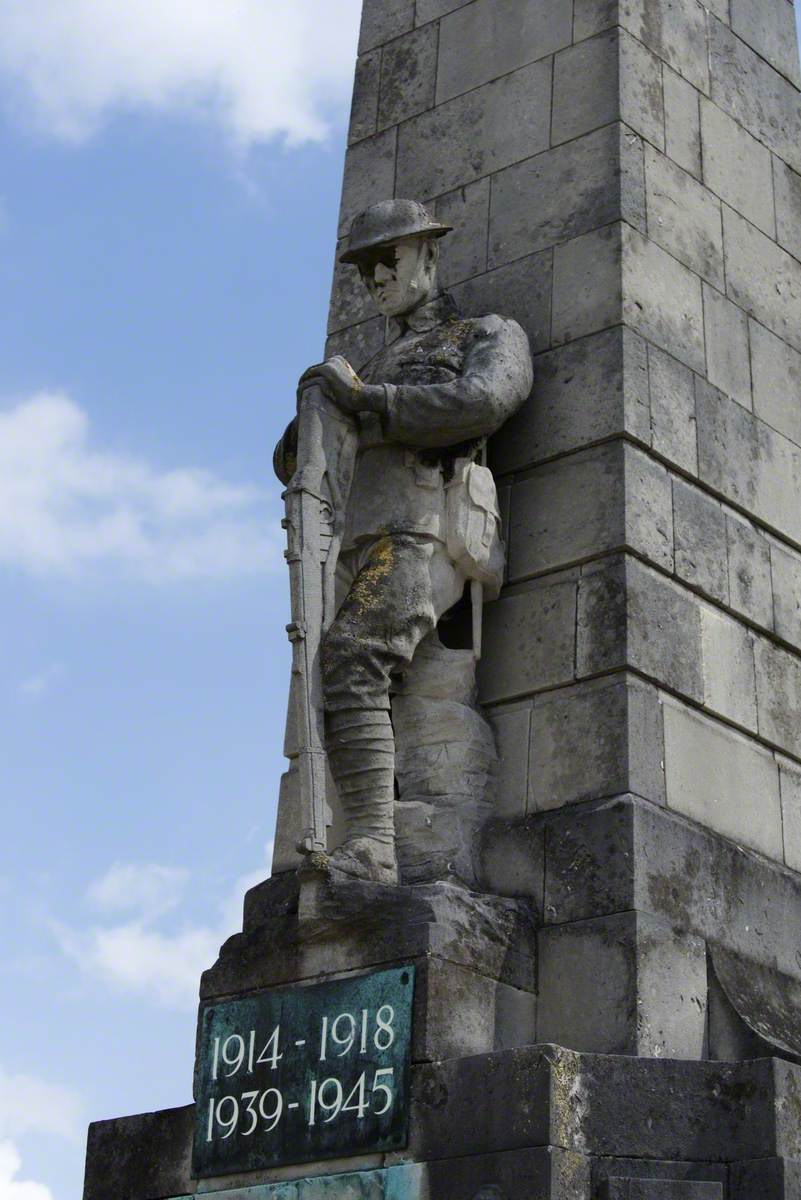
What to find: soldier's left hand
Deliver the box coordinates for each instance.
[297,357,382,414]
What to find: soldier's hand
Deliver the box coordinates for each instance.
[297,356,384,414]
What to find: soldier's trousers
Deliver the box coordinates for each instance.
[321,533,466,848]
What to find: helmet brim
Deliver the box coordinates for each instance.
[339,225,452,266]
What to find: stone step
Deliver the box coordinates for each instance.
[605,1180,723,1199]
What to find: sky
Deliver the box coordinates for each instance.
[2,5,801,1200]
[0,2,361,1197]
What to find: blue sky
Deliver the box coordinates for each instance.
[0,3,360,1197]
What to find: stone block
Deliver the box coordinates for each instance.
[325,317,385,372]
[478,573,578,704]
[412,958,537,1062]
[663,67,701,180]
[487,703,532,818]
[451,247,552,355]
[425,1147,591,1200]
[773,157,801,263]
[377,25,437,130]
[338,127,397,238]
[489,123,645,269]
[623,224,706,373]
[537,911,707,1058]
[434,178,489,288]
[709,19,801,175]
[348,51,380,145]
[83,1105,194,1200]
[772,540,801,649]
[726,514,773,630]
[749,319,801,448]
[574,0,618,40]
[620,0,710,92]
[491,327,650,473]
[604,1183,722,1199]
[619,27,666,149]
[645,145,724,288]
[672,477,728,604]
[624,443,675,569]
[730,1159,801,1200]
[529,674,665,811]
[647,344,698,475]
[480,813,545,905]
[577,557,705,700]
[328,248,378,334]
[415,0,471,24]
[696,377,801,546]
[724,205,801,357]
[700,99,775,237]
[755,638,801,757]
[701,283,752,409]
[395,59,552,198]
[436,0,573,104]
[551,29,620,146]
[552,224,622,346]
[730,0,801,88]
[699,603,757,730]
[662,694,783,860]
[780,756,801,874]
[359,0,415,54]
[596,1161,727,1196]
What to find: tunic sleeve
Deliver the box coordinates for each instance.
[380,316,533,449]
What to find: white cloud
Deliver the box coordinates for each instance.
[0,1071,82,1145]
[0,0,362,148]
[57,844,273,1011]
[0,1143,52,1200]
[87,862,190,921]
[0,393,279,583]
[18,664,64,702]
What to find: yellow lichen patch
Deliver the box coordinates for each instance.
[350,536,395,615]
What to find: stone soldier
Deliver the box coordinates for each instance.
[275,199,533,885]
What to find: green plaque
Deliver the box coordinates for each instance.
[193,966,415,1178]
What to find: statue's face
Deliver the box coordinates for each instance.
[359,237,438,317]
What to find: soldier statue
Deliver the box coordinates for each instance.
[275,199,533,886]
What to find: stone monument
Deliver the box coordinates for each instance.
[83,2,801,1197]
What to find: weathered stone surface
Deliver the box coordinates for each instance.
[723,205,801,357]
[647,343,698,475]
[479,573,577,704]
[378,26,437,129]
[434,178,489,288]
[772,540,801,649]
[623,224,705,373]
[489,124,645,268]
[604,1182,722,1199]
[645,146,724,288]
[696,377,801,545]
[325,316,385,372]
[574,0,617,40]
[396,60,552,198]
[663,67,701,180]
[773,157,801,263]
[552,224,622,345]
[537,911,707,1058]
[436,0,573,104]
[487,703,532,819]
[338,128,397,237]
[595,1161,727,1197]
[425,1146,591,1200]
[700,99,775,237]
[349,51,381,145]
[780,756,801,874]
[726,514,773,631]
[730,0,801,88]
[83,1105,194,1200]
[619,27,666,149]
[754,638,801,756]
[709,18,801,174]
[415,0,470,22]
[480,811,545,903]
[672,478,728,604]
[491,327,650,473]
[662,695,783,860]
[451,247,553,356]
[359,0,415,53]
[551,30,620,147]
[749,319,801,448]
[699,603,758,730]
[529,674,665,812]
[702,284,752,409]
[620,0,710,91]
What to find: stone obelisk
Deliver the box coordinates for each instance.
[84,2,801,1198]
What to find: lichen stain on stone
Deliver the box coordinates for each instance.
[350,536,395,616]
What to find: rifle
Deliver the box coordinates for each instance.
[282,385,357,855]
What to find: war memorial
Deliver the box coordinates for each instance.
[83,1,801,1197]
